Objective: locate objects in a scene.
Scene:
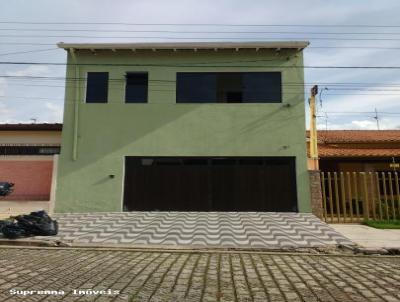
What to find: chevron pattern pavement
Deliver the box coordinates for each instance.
[34,212,354,248]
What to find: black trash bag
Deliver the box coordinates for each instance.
[39,219,58,236]
[0,210,58,239]
[16,210,59,236]
[2,224,27,239]
[0,220,13,233]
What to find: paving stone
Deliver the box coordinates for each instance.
[0,247,399,301]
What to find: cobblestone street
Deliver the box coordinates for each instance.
[0,247,399,302]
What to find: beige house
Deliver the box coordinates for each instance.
[0,123,61,216]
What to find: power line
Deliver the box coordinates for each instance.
[0,95,63,100]
[0,22,400,28]
[323,93,400,95]
[3,76,400,94]
[323,111,400,115]
[3,34,400,41]
[3,81,400,97]
[0,43,57,46]
[4,75,400,88]
[0,48,59,57]
[2,93,400,114]
[309,46,400,50]
[4,76,398,86]
[4,82,400,93]
[2,28,400,35]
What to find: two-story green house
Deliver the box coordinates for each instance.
[56,41,311,213]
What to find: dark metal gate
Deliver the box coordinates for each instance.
[123,157,297,212]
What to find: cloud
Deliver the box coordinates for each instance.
[0,99,18,123]
[0,102,10,119]
[0,79,12,122]
[351,119,377,129]
[6,65,51,77]
[44,102,63,122]
[317,116,400,130]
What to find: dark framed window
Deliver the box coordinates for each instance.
[125,72,148,103]
[86,72,108,103]
[0,146,61,155]
[176,72,282,103]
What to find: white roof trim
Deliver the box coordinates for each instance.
[57,41,309,51]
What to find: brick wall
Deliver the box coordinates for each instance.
[309,170,324,219]
[0,160,53,201]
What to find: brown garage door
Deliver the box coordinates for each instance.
[123,157,297,212]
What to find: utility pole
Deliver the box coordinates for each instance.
[309,85,319,170]
[374,108,380,130]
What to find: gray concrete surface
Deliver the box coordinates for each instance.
[330,224,400,249]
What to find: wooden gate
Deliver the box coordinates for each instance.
[321,171,400,223]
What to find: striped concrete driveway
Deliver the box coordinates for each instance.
[32,212,354,249]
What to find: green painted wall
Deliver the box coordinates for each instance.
[56,48,311,213]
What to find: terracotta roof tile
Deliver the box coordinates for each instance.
[306,130,400,158]
[306,130,400,143]
[318,145,400,158]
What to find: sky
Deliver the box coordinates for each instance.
[0,0,400,130]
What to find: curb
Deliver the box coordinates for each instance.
[1,238,399,256]
[1,244,400,258]
[0,238,349,252]
[0,238,68,247]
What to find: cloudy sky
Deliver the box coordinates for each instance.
[0,0,400,129]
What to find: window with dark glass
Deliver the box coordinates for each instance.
[176,72,281,103]
[0,146,61,155]
[85,72,108,103]
[125,72,148,103]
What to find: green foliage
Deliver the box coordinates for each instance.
[364,219,400,229]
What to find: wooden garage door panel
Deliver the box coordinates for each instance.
[211,163,295,211]
[127,165,209,211]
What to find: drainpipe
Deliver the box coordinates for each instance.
[70,48,79,161]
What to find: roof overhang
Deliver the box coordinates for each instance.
[57,41,309,52]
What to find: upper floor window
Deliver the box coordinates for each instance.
[86,72,108,103]
[125,72,148,103]
[176,72,282,103]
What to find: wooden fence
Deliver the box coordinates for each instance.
[320,171,400,223]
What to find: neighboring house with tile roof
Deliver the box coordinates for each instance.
[307,130,400,172]
[0,123,62,216]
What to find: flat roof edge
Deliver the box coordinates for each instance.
[57,41,309,51]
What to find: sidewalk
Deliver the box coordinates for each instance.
[1,212,354,250]
[330,224,400,249]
